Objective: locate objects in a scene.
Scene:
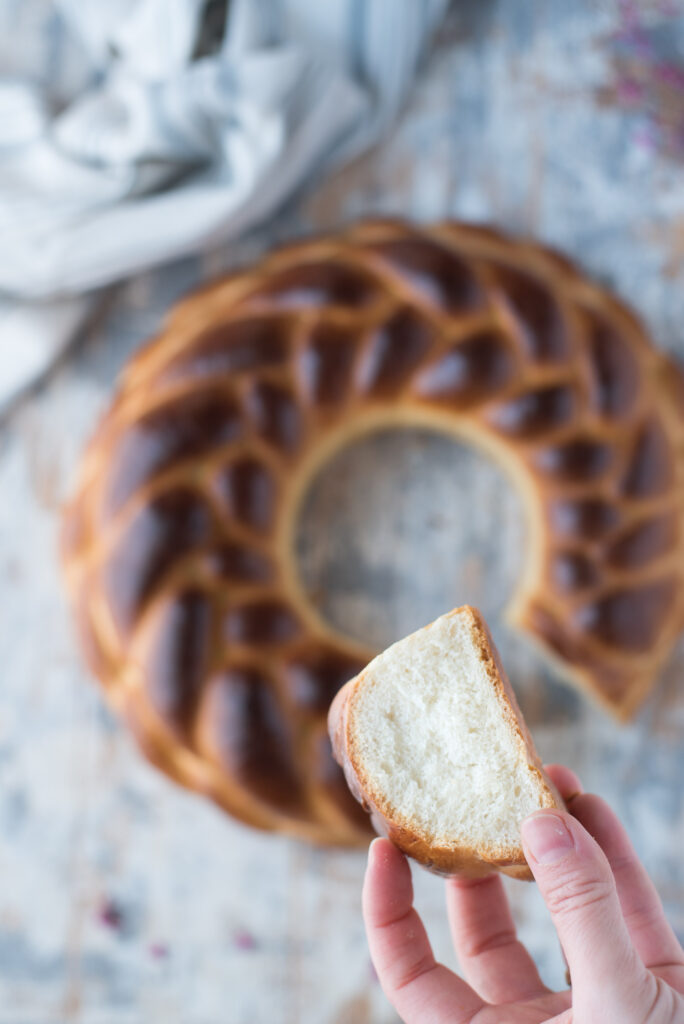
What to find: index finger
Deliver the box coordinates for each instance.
[543,767,684,973]
[544,763,583,802]
[569,794,684,973]
[363,839,485,1024]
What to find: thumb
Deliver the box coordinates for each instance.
[521,810,654,1015]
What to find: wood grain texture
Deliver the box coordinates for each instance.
[2,1,684,1021]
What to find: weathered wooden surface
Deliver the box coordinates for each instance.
[3,1,684,1021]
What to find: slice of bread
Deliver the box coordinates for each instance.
[328,606,563,878]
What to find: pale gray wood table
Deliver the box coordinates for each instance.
[2,2,684,1021]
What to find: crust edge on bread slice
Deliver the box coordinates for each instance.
[328,606,564,879]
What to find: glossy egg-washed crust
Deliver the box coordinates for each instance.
[329,606,564,878]
[62,219,684,847]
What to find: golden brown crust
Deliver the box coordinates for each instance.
[329,606,564,878]
[62,218,684,845]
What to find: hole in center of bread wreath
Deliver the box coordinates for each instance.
[288,418,528,654]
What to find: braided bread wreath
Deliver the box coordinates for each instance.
[61,220,684,847]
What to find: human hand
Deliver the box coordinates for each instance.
[362,765,684,1022]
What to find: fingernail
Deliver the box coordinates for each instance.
[522,813,575,864]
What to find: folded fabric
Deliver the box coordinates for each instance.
[0,0,449,412]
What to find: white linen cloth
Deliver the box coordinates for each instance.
[0,0,449,411]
